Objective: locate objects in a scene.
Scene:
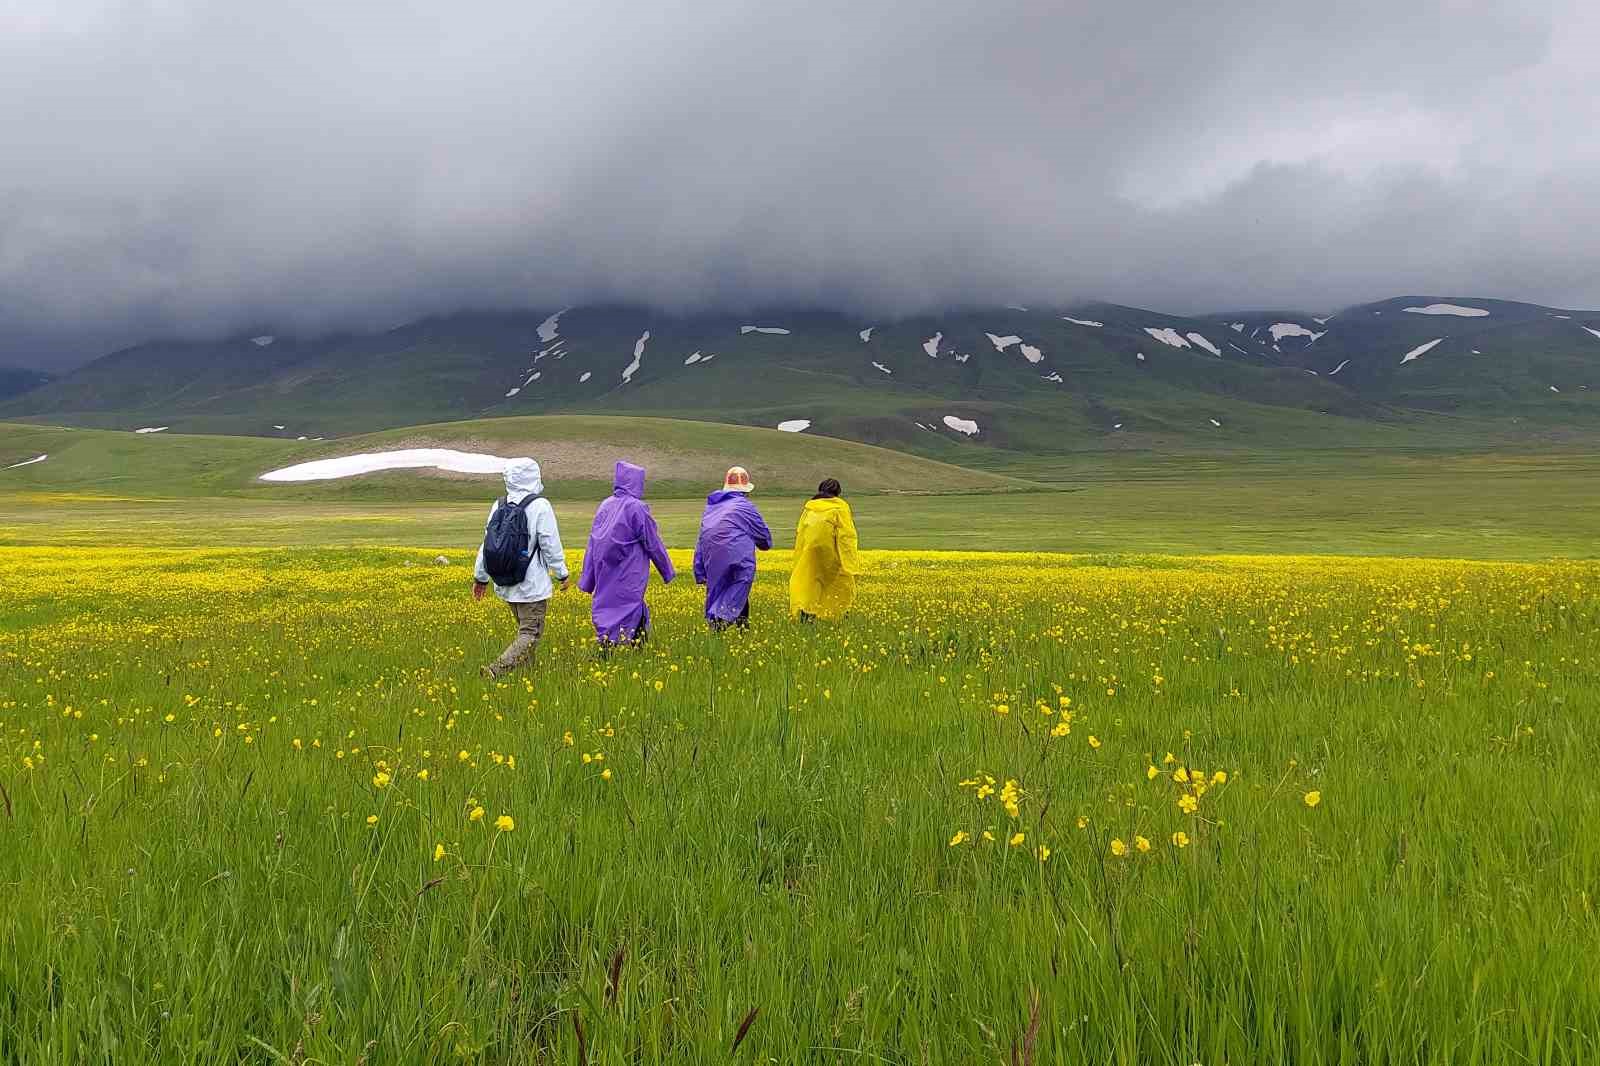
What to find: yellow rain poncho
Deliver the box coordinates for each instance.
[789,497,862,619]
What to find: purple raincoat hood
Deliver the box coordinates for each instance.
[613,461,646,498]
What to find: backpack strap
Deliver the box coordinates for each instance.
[517,494,541,511]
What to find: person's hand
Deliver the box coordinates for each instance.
[558,577,570,592]
[472,581,487,601]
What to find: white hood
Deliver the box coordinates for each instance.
[503,457,543,499]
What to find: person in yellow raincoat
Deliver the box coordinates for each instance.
[790,478,862,620]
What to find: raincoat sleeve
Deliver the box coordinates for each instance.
[835,503,863,575]
[640,507,675,583]
[472,501,497,583]
[577,526,598,593]
[692,534,707,585]
[749,504,773,551]
[534,500,569,582]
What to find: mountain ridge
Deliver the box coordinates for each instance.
[7,297,1598,456]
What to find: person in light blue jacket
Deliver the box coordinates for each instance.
[472,458,569,677]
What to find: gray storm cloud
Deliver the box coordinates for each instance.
[2,0,1597,367]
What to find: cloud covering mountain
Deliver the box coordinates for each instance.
[3,0,1598,367]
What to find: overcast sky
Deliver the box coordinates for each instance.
[3,0,1598,367]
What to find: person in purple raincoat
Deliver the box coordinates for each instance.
[578,460,675,645]
[692,466,772,630]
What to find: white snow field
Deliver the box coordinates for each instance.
[1061,317,1103,328]
[985,333,1021,352]
[1043,372,1064,383]
[1209,419,1222,427]
[1583,327,1600,342]
[684,352,702,365]
[1186,333,1222,356]
[1230,323,1245,332]
[5,454,48,469]
[134,427,169,434]
[1400,338,1444,364]
[1144,327,1190,349]
[621,332,650,383]
[871,362,893,375]
[777,419,811,433]
[1328,359,1351,375]
[1019,344,1043,364]
[579,371,592,383]
[858,327,875,342]
[942,415,979,436]
[740,326,790,335]
[260,449,511,483]
[1403,304,1488,317]
[923,332,942,357]
[251,336,275,347]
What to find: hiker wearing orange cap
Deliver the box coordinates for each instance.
[692,466,773,629]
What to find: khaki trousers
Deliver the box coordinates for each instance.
[486,599,548,677]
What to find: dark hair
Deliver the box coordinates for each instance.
[813,478,842,499]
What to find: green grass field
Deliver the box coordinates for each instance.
[3,547,1597,1063]
[4,413,1600,1062]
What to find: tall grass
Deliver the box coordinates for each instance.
[1,547,1596,1063]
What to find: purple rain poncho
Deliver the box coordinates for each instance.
[577,461,675,642]
[692,490,773,623]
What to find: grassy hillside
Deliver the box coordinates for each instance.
[0,416,1026,501]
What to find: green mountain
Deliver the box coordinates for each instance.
[8,298,1600,458]
[0,367,51,402]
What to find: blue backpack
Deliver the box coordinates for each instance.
[482,495,542,586]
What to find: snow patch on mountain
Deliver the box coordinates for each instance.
[1144,327,1190,349]
[1020,344,1043,364]
[777,419,811,433]
[986,333,1021,351]
[5,454,47,469]
[1400,338,1444,364]
[1583,327,1600,342]
[579,371,592,383]
[1230,322,1245,332]
[1404,304,1488,317]
[251,336,275,347]
[1186,332,1221,356]
[621,332,651,383]
[923,332,942,358]
[859,327,875,342]
[684,351,702,365]
[537,309,568,342]
[1043,371,1063,383]
[1328,359,1351,375]
[872,362,893,375]
[1062,316,1103,328]
[741,325,790,335]
[134,426,169,434]
[1269,323,1326,343]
